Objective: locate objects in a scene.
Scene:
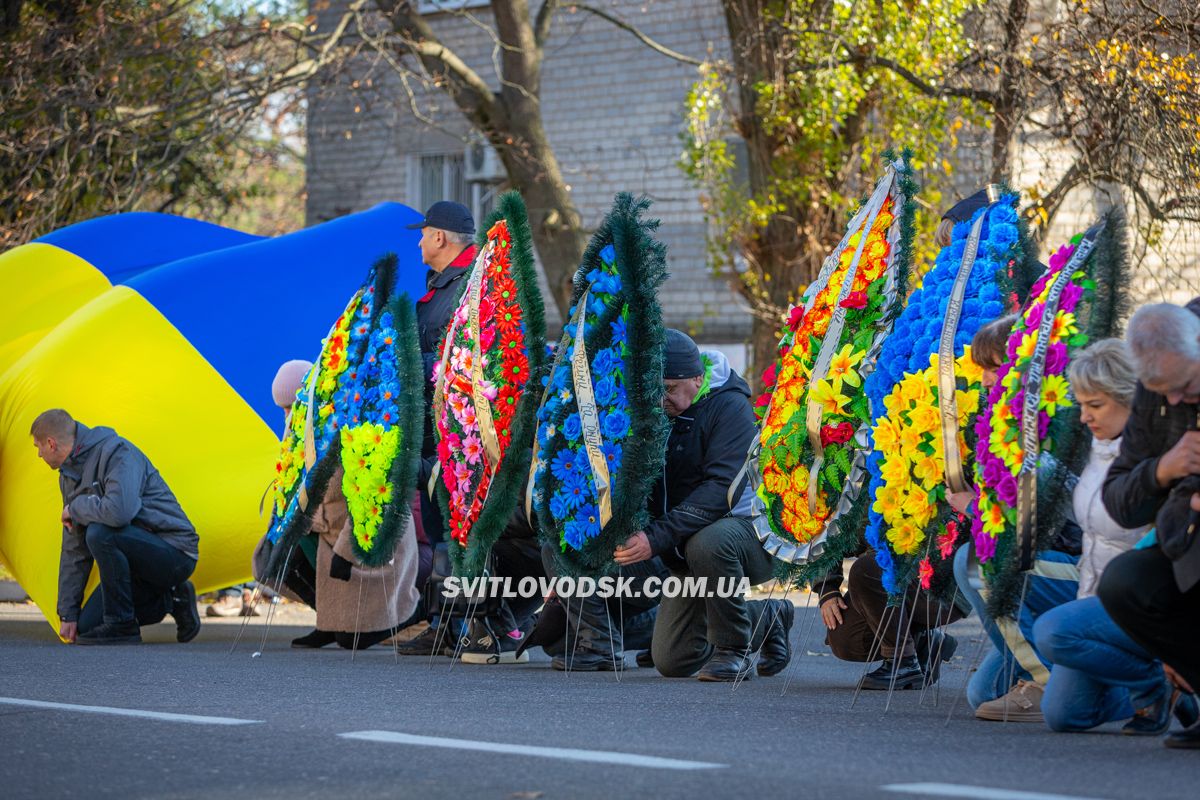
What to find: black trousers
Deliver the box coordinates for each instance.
[651,517,778,677]
[541,542,668,658]
[826,552,963,661]
[1099,546,1200,690]
[77,523,195,631]
[488,536,546,633]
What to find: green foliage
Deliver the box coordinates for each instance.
[1,0,308,246]
[683,0,987,372]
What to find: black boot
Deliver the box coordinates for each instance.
[77,620,142,646]
[171,581,201,643]
[757,599,795,677]
[914,629,957,687]
[551,649,624,672]
[336,629,393,651]
[860,655,924,690]
[697,647,754,682]
[635,649,654,668]
[291,629,336,649]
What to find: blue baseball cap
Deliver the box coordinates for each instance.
[406,201,476,235]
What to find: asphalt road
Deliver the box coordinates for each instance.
[0,604,1196,800]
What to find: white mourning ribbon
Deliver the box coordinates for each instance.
[735,161,904,565]
[1016,221,1103,571]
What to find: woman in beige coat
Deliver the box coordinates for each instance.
[256,360,421,650]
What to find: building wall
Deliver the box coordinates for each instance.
[306,0,747,347]
[307,0,1200,354]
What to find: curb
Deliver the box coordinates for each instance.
[0,580,28,602]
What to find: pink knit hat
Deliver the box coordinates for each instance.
[271,360,313,409]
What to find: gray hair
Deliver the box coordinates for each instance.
[1126,303,1200,385]
[441,228,473,246]
[1067,339,1137,407]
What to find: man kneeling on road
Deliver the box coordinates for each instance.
[546,330,794,680]
[33,409,201,645]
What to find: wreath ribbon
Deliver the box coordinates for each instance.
[466,240,502,472]
[938,210,986,495]
[526,287,595,519]
[1016,221,1103,570]
[569,291,614,529]
[297,364,320,511]
[803,175,893,512]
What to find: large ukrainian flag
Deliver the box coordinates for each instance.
[0,205,426,634]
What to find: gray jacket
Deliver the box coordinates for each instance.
[57,423,198,621]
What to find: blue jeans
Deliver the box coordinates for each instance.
[78,523,196,629]
[953,543,1079,707]
[1033,596,1165,731]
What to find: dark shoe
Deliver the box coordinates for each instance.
[76,620,141,646]
[636,649,654,668]
[698,647,754,682]
[915,630,958,687]
[757,599,795,676]
[1124,686,1200,736]
[171,581,201,643]
[394,624,452,656]
[515,603,567,660]
[459,620,530,664]
[860,655,924,690]
[336,629,393,651]
[551,650,624,671]
[1165,717,1200,750]
[291,629,336,649]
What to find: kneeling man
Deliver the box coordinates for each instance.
[33,409,201,645]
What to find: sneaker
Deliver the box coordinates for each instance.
[1165,717,1200,750]
[459,620,530,664]
[975,679,1045,722]
[206,595,242,618]
[240,589,260,617]
[171,581,201,643]
[76,620,141,645]
[1123,686,1200,736]
[860,655,924,690]
[551,649,624,671]
[394,623,453,656]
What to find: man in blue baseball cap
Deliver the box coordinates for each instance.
[396,200,480,655]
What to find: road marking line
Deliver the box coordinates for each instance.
[882,783,1108,800]
[339,730,727,770]
[0,697,261,726]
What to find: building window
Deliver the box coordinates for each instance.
[418,0,490,14]
[411,152,498,226]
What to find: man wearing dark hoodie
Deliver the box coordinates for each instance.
[622,330,794,681]
[542,331,794,678]
[32,409,201,645]
[1099,301,1200,749]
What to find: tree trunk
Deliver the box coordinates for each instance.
[492,117,589,321]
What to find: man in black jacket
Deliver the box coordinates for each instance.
[1100,301,1200,749]
[396,201,485,656]
[32,409,200,645]
[621,330,794,681]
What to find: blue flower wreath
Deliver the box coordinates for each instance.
[862,196,1024,593]
[531,194,669,576]
[533,244,630,554]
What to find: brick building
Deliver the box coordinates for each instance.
[306,0,1199,369]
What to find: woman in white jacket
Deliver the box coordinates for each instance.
[1034,340,1198,734]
